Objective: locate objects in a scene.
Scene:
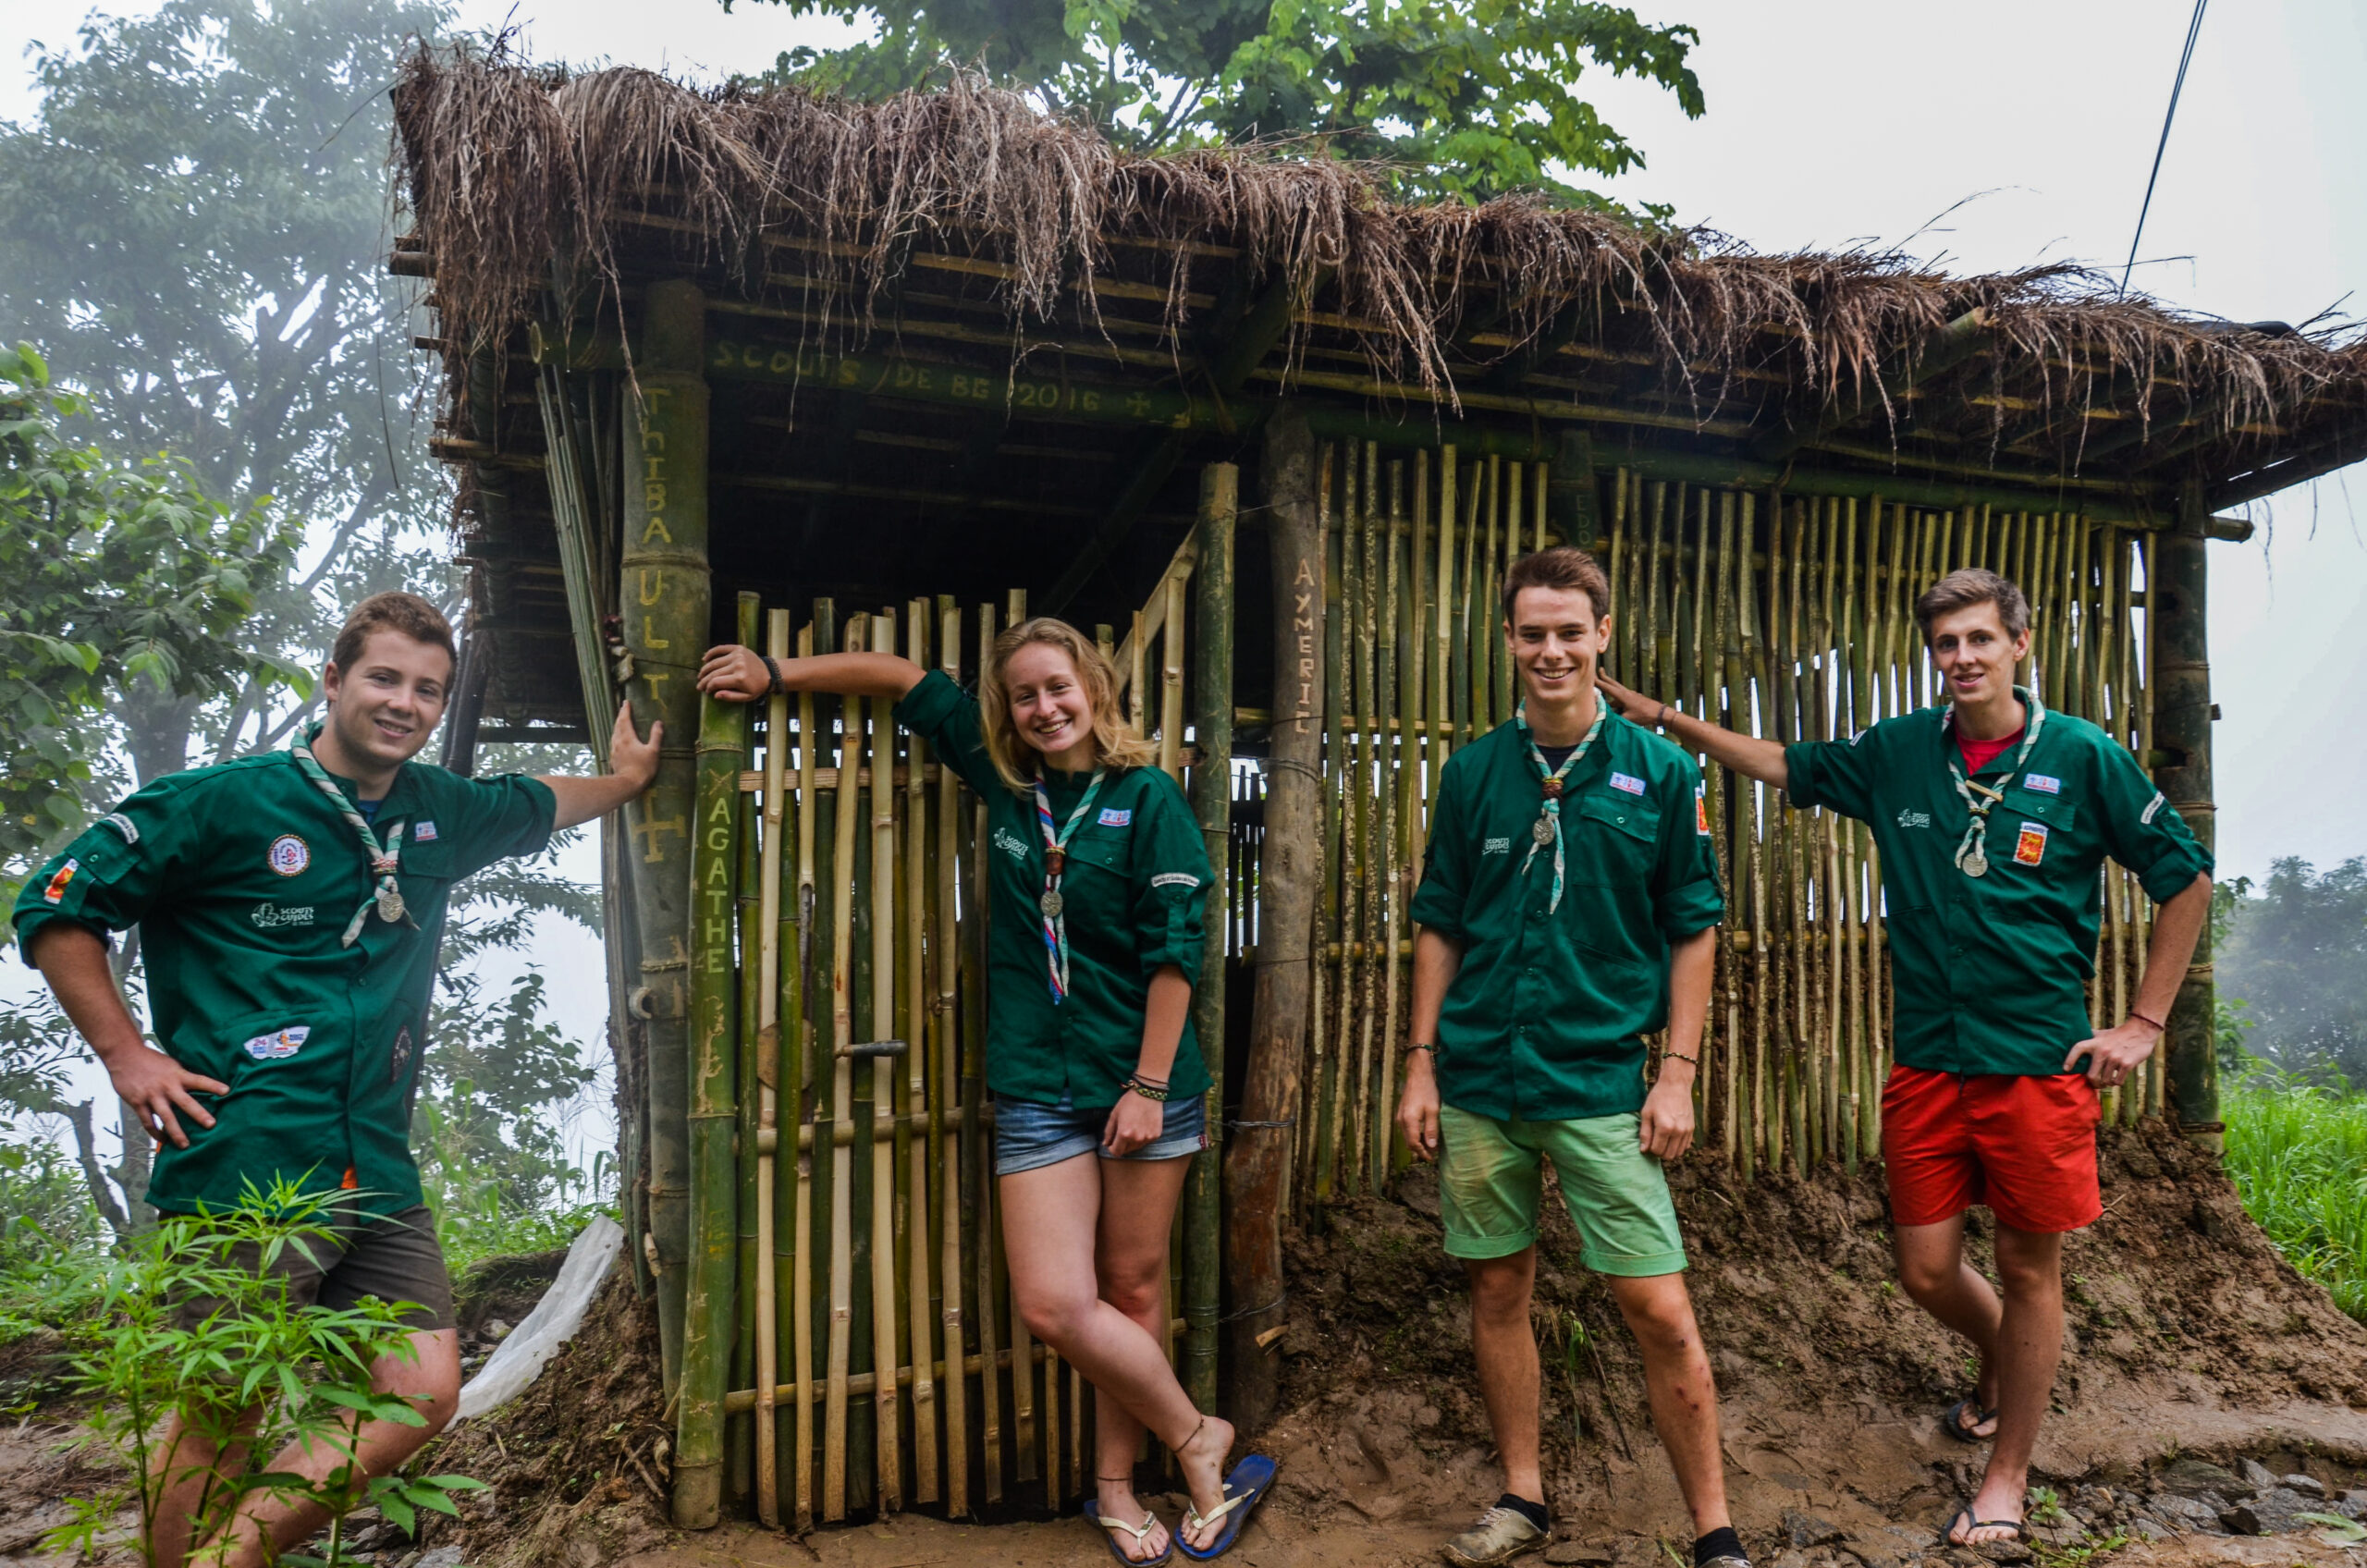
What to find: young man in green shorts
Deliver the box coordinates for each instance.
[14,592,660,1568]
[1597,568,2211,1550]
[1399,548,1746,1568]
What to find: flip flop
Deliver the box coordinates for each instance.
[1940,1397,1999,1443]
[1176,1454,1277,1562]
[1944,1506,2026,1548]
[1085,1499,1174,1565]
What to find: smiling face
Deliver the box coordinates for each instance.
[1504,584,1613,711]
[322,629,451,777]
[1928,600,2030,713]
[1001,639,1097,770]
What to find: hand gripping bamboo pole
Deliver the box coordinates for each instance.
[869,607,905,1510]
[755,607,790,1526]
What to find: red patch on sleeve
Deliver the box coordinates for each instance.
[42,859,79,904]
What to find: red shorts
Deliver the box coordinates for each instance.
[1881,1065,2103,1233]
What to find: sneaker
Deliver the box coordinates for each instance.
[1441,1505,1548,1567]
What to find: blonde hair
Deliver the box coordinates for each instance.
[978,617,1157,792]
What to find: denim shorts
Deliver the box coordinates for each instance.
[992,1091,1208,1176]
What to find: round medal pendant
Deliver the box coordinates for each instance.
[1039,888,1065,919]
[375,886,407,923]
[1961,851,1989,879]
[1531,816,1557,847]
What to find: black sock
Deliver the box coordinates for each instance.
[1694,1526,1746,1566]
[1495,1493,1549,1533]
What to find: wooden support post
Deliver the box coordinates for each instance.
[621,279,711,1402]
[676,585,747,1528]
[2153,491,2219,1147]
[1183,465,1237,1414]
[1225,410,1322,1428]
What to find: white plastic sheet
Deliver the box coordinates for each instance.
[454,1214,625,1421]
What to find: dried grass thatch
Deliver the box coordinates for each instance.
[391,43,2367,461]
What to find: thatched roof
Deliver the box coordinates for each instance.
[393,46,2365,513]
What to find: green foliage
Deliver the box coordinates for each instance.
[2218,857,2367,1082]
[45,1179,484,1566]
[740,0,1702,208]
[0,344,304,900]
[2224,1066,2367,1320]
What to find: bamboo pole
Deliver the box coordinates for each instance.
[1432,447,1457,784]
[791,623,819,1529]
[1161,573,1187,781]
[869,608,904,1512]
[1314,444,1346,1202]
[1350,442,1380,1194]
[676,585,747,1528]
[754,606,791,1526]
[1375,458,1406,1188]
[1455,461,1480,743]
[933,599,970,1514]
[733,778,760,1510]
[902,603,940,1506]
[824,613,860,1523]
[1184,462,1236,1413]
[969,602,1006,1502]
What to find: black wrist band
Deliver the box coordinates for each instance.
[758,655,783,695]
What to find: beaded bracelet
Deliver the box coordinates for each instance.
[1660,1049,1700,1068]
[1125,1074,1171,1102]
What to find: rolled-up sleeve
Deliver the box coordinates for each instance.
[1409,756,1472,942]
[12,776,190,962]
[2096,740,2213,902]
[1130,776,1210,984]
[447,774,558,878]
[893,668,997,797]
[1785,732,1878,821]
[1651,759,1725,939]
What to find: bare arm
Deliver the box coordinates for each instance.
[31,924,225,1149]
[696,645,924,704]
[1598,671,1790,790]
[542,702,665,831]
[1395,926,1465,1161]
[1640,925,1717,1160]
[1103,963,1193,1156]
[2066,872,2212,1084]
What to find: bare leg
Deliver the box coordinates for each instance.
[1894,1215,2002,1439]
[147,1407,263,1568]
[1090,1153,1194,1562]
[1960,1226,2065,1543]
[194,1329,460,1568]
[1607,1273,1730,1536]
[1465,1249,1543,1507]
[1001,1157,1235,1551]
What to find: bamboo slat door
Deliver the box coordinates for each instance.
[1296,446,2162,1197]
[700,590,1207,1524]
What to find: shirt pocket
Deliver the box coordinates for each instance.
[393,830,459,906]
[1568,790,1660,887]
[1061,836,1131,942]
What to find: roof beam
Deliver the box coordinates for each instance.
[1750,308,1990,463]
[2204,423,2367,511]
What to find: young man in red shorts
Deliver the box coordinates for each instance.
[1596,568,2212,1549]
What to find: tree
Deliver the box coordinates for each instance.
[737,0,1703,209]
[2219,857,2367,1084]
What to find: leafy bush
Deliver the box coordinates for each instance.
[2225,1066,2367,1320]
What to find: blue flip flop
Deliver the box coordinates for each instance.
[1177,1454,1277,1561]
[1085,1498,1174,1565]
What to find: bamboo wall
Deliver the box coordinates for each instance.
[1289,442,2163,1202]
[676,577,1208,1527]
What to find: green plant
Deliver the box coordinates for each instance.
[46,1178,484,1567]
[2028,1486,2066,1525]
[2225,1065,2367,1320]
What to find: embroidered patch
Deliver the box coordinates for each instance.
[412,820,438,841]
[2026,774,2061,795]
[242,1025,311,1061]
[100,813,139,845]
[1609,771,1646,796]
[1098,807,1134,827]
[2140,791,2165,826]
[268,835,310,876]
[1483,836,1512,856]
[1895,809,1932,829]
[992,827,1030,862]
[2014,820,2050,866]
[1696,788,1712,837]
[389,1025,414,1083]
[1150,872,1200,889]
[43,859,79,904]
[250,904,315,930]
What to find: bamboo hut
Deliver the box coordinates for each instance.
[391,49,2367,1530]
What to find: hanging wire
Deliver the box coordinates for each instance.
[2119,0,2211,296]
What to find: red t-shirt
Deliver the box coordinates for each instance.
[1957,727,2024,775]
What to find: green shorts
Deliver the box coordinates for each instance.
[1437,1104,1687,1276]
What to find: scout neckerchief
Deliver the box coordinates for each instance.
[1514,698,1608,914]
[1032,766,1109,1003]
[1943,686,2046,879]
[290,724,412,946]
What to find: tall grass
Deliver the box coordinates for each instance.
[2224,1067,2367,1320]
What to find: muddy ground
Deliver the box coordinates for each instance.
[9,1119,2367,1568]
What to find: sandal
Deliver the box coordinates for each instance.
[1086,1499,1173,1565]
[1940,1397,1999,1443]
[1177,1453,1277,1561]
[1944,1506,2026,1548]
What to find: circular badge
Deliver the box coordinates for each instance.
[268,834,311,876]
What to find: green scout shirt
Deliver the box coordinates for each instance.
[1410,708,1725,1122]
[894,669,1212,1109]
[12,744,556,1216]
[1784,693,2212,1078]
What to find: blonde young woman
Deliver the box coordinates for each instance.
[697,619,1273,1564]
